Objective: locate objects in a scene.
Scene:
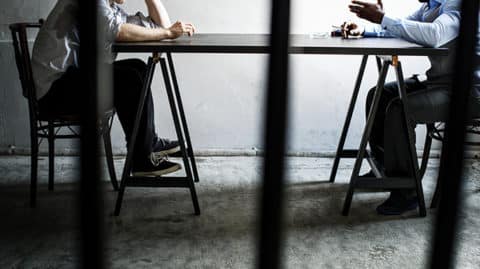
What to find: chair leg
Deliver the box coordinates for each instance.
[419,124,434,179]
[431,176,441,208]
[30,132,39,208]
[48,122,55,191]
[423,124,441,209]
[103,126,118,191]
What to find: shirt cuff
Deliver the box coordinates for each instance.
[380,15,398,31]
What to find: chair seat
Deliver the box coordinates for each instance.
[38,113,81,123]
[430,119,480,145]
[38,109,115,124]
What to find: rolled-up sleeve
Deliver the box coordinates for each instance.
[97,0,123,44]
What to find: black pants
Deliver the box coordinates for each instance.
[38,59,157,169]
[366,77,480,198]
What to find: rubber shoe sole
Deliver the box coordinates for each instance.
[132,163,181,177]
[153,146,181,158]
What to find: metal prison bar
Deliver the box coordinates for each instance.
[258,0,291,268]
[80,0,104,268]
[430,0,479,268]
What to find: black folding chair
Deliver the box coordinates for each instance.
[10,21,119,207]
[420,120,480,208]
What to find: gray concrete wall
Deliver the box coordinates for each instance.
[1,0,435,155]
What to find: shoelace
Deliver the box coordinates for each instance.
[149,153,169,167]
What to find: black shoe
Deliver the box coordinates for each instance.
[152,138,180,158]
[133,155,181,177]
[376,192,418,215]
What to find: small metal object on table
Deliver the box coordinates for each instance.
[112,34,447,216]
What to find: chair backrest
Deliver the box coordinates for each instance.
[429,119,480,146]
[9,21,43,117]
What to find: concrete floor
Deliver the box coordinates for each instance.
[0,155,479,268]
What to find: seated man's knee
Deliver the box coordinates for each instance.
[117,58,147,77]
[385,99,404,122]
[129,59,147,73]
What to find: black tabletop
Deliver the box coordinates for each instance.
[112,34,448,56]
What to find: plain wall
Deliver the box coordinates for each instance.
[0,0,433,155]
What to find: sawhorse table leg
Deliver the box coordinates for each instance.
[114,54,200,216]
[332,56,427,217]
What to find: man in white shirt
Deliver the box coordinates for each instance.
[343,0,480,215]
[32,0,195,176]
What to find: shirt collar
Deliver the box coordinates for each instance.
[429,0,444,7]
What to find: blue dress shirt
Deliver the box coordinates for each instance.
[363,0,480,97]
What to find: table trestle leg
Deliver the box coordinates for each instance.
[114,56,157,216]
[342,60,390,216]
[160,57,200,215]
[114,55,201,216]
[342,58,427,218]
[394,60,427,217]
[166,53,201,183]
[329,55,369,183]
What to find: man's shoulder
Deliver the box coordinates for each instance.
[442,0,461,11]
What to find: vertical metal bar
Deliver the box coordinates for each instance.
[419,124,433,179]
[114,57,157,216]
[258,0,291,267]
[30,126,38,207]
[160,57,200,215]
[329,55,368,182]
[166,53,201,183]
[430,0,479,267]
[342,61,390,216]
[79,0,103,267]
[394,61,426,217]
[48,122,54,191]
[375,56,382,74]
[102,120,118,190]
[430,177,441,209]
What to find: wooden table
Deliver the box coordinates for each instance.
[112,34,448,217]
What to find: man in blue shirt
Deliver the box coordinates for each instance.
[344,0,480,215]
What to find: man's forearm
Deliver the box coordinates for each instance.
[145,0,172,28]
[380,14,460,48]
[116,23,171,41]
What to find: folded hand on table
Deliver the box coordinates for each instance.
[341,21,365,38]
[167,21,196,39]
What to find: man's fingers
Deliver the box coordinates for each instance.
[351,0,370,6]
[356,13,365,19]
[183,25,195,36]
[348,4,362,12]
[377,0,383,7]
[172,21,196,36]
[185,27,194,36]
[185,23,196,33]
[350,28,362,35]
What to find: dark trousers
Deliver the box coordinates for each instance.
[366,77,480,198]
[38,59,157,169]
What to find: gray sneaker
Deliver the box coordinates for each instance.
[133,155,181,177]
[152,138,180,158]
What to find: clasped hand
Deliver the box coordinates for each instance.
[167,21,195,39]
